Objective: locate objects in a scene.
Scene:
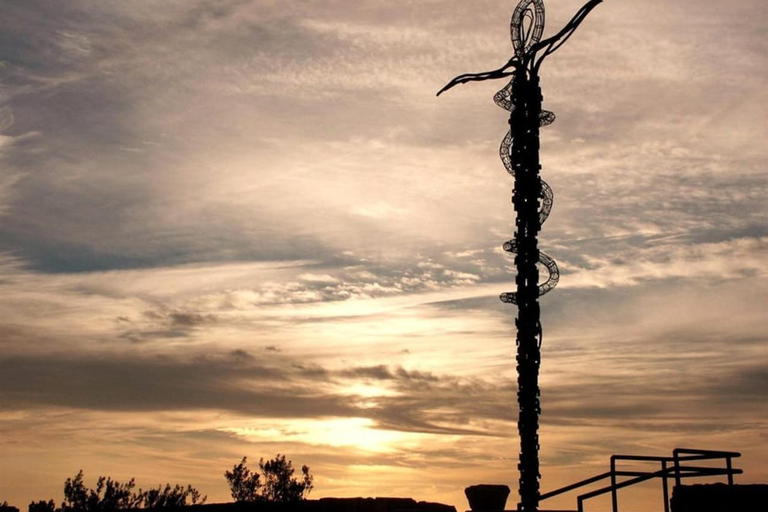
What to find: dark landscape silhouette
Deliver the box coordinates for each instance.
[1,450,765,512]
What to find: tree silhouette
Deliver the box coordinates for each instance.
[259,455,313,503]
[29,471,205,512]
[225,455,313,503]
[224,458,261,503]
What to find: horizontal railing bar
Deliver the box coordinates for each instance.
[673,448,741,457]
[612,454,675,462]
[674,466,743,474]
[611,453,740,463]
[610,467,742,478]
[674,455,738,462]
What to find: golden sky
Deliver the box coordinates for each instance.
[0,0,766,510]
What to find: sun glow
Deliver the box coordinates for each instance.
[222,417,417,453]
[336,383,400,399]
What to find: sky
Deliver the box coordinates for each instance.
[0,0,766,510]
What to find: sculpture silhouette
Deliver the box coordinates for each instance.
[439,1,604,510]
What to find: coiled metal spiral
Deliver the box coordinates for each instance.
[495,3,560,305]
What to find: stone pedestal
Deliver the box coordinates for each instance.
[464,485,510,512]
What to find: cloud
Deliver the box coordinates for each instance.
[556,237,767,289]
[2,343,763,441]
[0,354,352,418]
[0,0,764,278]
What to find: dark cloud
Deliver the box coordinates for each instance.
[340,365,395,380]
[0,350,589,435]
[168,311,217,327]
[0,354,354,418]
[230,349,252,359]
[341,365,441,383]
[705,366,768,404]
[2,317,764,435]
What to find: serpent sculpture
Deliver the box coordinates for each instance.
[439,1,604,509]
[494,76,560,306]
[498,0,559,306]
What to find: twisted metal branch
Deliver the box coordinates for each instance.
[437,0,603,94]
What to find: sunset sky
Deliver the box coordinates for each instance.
[1,0,766,510]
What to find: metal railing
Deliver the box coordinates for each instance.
[537,448,741,512]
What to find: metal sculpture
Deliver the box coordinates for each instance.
[438,1,604,510]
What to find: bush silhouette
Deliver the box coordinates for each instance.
[29,471,205,512]
[62,471,140,511]
[28,501,56,512]
[135,485,205,509]
[225,455,313,503]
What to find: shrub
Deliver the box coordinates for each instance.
[225,455,313,503]
[32,471,206,511]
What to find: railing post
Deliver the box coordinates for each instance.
[661,461,669,512]
[673,449,682,488]
[726,457,734,486]
[610,456,618,512]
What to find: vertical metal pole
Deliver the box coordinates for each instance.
[662,461,670,512]
[610,457,618,512]
[726,457,734,486]
[673,450,682,488]
[512,70,542,512]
